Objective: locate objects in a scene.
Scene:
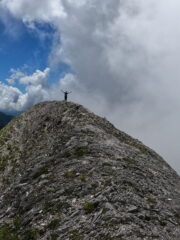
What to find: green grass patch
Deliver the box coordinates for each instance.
[83,202,98,214]
[80,175,86,182]
[63,151,71,158]
[122,157,136,164]
[159,220,167,227]
[13,217,22,230]
[0,225,20,240]
[102,162,113,167]
[23,229,39,240]
[147,196,157,204]
[32,165,49,179]
[51,233,59,240]
[71,230,83,240]
[47,219,59,230]
[0,155,10,171]
[74,147,89,158]
[64,170,76,178]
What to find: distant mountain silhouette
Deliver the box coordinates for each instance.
[0,101,179,239]
[0,112,13,128]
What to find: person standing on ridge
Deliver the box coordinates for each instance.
[61,90,72,101]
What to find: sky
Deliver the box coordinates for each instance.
[0,0,180,174]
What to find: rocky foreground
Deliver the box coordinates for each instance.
[0,101,179,240]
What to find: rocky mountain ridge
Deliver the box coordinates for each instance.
[0,101,179,240]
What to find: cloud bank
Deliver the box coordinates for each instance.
[0,0,180,173]
[0,68,50,112]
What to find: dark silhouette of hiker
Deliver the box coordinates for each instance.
[61,90,71,101]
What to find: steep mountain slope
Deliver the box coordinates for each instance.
[0,101,179,240]
[0,112,13,128]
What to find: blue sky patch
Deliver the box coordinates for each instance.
[0,16,64,89]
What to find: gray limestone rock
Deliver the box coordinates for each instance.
[0,101,179,240]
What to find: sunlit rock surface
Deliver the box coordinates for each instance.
[0,101,179,240]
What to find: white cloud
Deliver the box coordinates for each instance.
[6,68,25,84]
[1,0,180,173]
[0,82,22,111]
[6,68,50,87]
[0,0,66,22]
[1,68,53,112]
[0,67,77,113]
[19,68,50,86]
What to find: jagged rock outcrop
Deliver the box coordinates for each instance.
[0,112,13,128]
[0,101,179,240]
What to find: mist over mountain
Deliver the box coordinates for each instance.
[0,101,179,240]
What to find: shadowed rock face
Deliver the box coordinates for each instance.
[0,112,13,128]
[0,101,179,240]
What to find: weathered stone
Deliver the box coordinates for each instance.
[0,101,179,240]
